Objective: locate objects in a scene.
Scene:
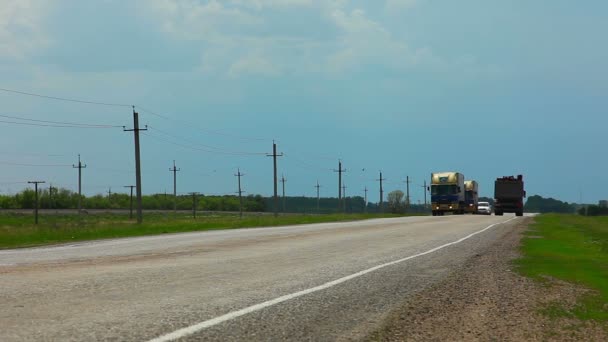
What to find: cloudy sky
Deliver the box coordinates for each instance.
[1,0,606,204]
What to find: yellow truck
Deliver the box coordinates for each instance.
[464,180,479,214]
[430,172,465,216]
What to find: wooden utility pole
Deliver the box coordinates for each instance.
[72,154,86,213]
[28,181,45,224]
[364,186,368,213]
[124,106,147,223]
[170,160,180,212]
[333,160,346,212]
[235,168,245,218]
[421,180,428,208]
[342,183,347,213]
[280,174,287,213]
[266,141,283,217]
[124,185,135,219]
[377,171,385,213]
[314,180,321,212]
[405,175,412,212]
[48,184,56,209]
[190,192,198,218]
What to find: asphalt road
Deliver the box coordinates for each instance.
[0,214,524,341]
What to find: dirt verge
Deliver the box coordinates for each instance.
[369,217,607,341]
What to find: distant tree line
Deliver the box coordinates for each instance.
[0,188,265,212]
[578,205,608,216]
[524,195,576,214]
[0,187,432,214]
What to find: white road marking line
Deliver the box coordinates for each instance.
[148,217,519,342]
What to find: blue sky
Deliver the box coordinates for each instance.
[0,0,606,204]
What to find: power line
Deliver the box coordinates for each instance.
[143,131,266,156]
[0,87,131,107]
[137,106,267,142]
[0,119,119,129]
[0,161,71,167]
[0,113,121,128]
[147,126,266,156]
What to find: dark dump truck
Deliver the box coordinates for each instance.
[494,175,526,216]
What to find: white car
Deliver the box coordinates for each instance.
[477,201,492,215]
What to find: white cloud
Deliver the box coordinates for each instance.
[0,0,51,60]
[142,0,445,77]
[145,0,263,41]
[230,0,313,10]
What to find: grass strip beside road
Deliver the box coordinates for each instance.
[516,214,608,322]
[0,212,409,249]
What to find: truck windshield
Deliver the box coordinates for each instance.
[431,185,458,195]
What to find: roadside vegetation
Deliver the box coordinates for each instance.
[516,214,608,322]
[0,212,410,249]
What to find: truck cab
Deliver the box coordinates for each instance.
[431,172,466,216]
[464,180,479,214]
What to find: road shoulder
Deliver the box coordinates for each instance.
[369,217,608,341]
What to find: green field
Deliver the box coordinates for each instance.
[516,214,608,322]
[0,212,409,249]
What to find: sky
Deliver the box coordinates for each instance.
[0,0,607,204]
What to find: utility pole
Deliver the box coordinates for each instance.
[124,185,135,219]
[421,180,428,208]
[170,160,180,213]
[266,141,283,217]
[377,171,385,213]
[28,181,45,225]
[280,174,287,213]
[190,192,198,218]
[364,186,368,213]
[72,154,86,213]
[314,180,321,212]
[342,183,347,213]
[48,184,56,209]
[235,168,245,218]
[107,187,112,207]
[124,106,147,224]
[405,176,412,212]
[333,160,346,212]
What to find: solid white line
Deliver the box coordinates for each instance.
[147,217,519,342]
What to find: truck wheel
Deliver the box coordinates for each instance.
[495,212,503,216]
[516,211,523,217]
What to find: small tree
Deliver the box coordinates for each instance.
[387,190,405,214]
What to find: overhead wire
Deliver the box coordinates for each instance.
[136,106,268,142]
[0,113,122,128]
[0,161,72,167]
[0,87,131,108]
[146,126,267,156]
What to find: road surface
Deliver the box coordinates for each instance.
[0,215,523,341]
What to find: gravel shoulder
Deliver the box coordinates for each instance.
[369,217,608,342]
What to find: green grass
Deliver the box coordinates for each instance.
[0,212,410,249]
[516,214,608,322]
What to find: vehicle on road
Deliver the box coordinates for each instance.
[431,172,465,216]
[464,180,479,214]
[494,175,526,216]
[477,201,492,215]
